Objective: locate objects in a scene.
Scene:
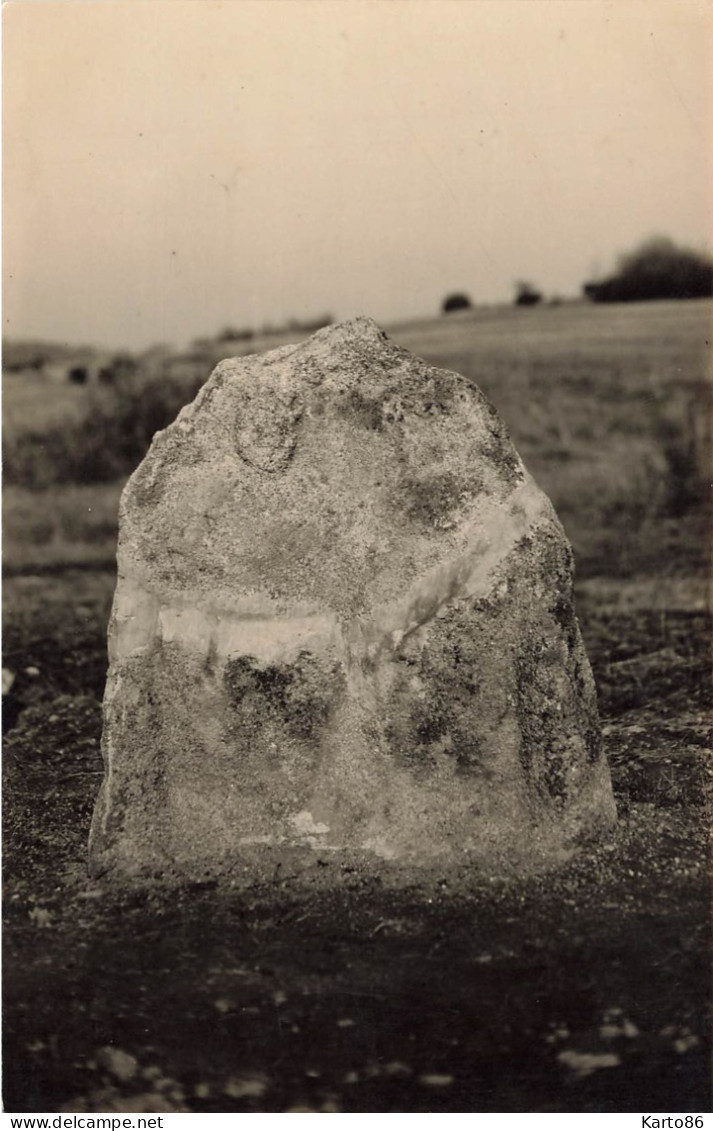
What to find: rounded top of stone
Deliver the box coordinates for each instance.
[120,317,532,613]
[266,316,392,372]
[308,316,387,344]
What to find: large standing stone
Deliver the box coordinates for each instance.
[89,318,615,879]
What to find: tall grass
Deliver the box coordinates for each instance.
[3,482,123,573]
[3,370,204,489]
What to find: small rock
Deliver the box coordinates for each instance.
[28,907,52,928]
[384,1061,412,1078]
[79,1090,187,1113]
[544,1024,570,1045]
[419,1073,454,1088]
[152,1077,177,1094]
[557,1049,621,1078]
[673,1034,699,1054]
[599,1013,640,1040]
[96,1046,139,1083]
[223,1073,268,1099]
[24,666,40,678]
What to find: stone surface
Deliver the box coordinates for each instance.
[89,317,615,879]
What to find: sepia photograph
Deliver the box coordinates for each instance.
[2,0,711,1117]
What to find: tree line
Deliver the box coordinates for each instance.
[442,235,713,313]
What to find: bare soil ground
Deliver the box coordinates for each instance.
[3,578,710,1113]
[3,301,711,1112]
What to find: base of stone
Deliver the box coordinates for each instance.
[88,768,616,885]
[87,836,612,892]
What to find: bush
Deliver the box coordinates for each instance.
[3,369,205,488]
[514,281,542,307]
[216,326,254,343]
[584,237,713,302]
[442,293,473,314]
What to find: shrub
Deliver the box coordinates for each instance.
[216,326,254,343]
[657,383,711,516]
[514,281,543,307]
[3,369,205,488]
[442,293,473,314]
[584,237,713,302]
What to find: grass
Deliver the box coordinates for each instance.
[3,299,710,581]
[396,300,711,578]
[3,369,205,489]
[2,373,90,436]
[3,483,123,574]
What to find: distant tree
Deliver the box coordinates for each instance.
[514,281,543,307]
[442,293,473,314]
[217,326,254,342]
[583,236,713,303]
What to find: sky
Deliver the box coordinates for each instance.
[3,0,712,351]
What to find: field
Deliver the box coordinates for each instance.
[3,300,711,1113]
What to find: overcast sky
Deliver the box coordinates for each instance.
[3,0,711,350]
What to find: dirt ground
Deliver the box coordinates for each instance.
[3,567,710,1113]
